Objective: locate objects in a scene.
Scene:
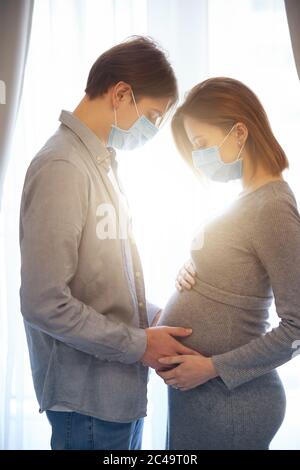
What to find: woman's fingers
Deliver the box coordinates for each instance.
[185,272,196,285]
[175,280,182,292]
[156,368,177,380]
[180,267,195,285]
[165,378,179,386]
[177,275,193,290]
[176,261,197,291]
[158,355,186,366]
[184,260,196,276]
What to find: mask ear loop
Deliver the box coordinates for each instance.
[219,123,245,162]
[235,140,245,161]
[112,90,139,129]
[218,123,236,148]
[131,89,140,118]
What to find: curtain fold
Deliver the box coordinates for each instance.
[285,0,300,79]
[0,0,34,208]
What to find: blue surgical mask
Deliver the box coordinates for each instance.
[107,90,158,151]
[192,124,245,182]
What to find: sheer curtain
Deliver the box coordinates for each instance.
[0,0,299,450]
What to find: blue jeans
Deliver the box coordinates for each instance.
[46,410,144,450]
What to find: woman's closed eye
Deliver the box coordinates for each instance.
[193,142,206,150]
[192,138,207,150]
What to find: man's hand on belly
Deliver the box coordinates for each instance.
[140,326,199,370]
[155,354,219,391]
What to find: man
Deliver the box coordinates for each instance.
[19,36,196,450]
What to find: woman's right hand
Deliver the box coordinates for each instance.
[175,259,197,292]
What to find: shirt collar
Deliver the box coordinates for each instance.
[58,110,116,171]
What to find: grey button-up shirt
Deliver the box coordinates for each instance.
[19,110,160,422]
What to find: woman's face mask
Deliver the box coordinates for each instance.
[107,90,160,151]
[191,124,245,182]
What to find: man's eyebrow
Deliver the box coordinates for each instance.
[157,99,173,116]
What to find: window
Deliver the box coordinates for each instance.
[1,0,299,449]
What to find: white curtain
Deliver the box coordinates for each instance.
[0,0,34,205]
[1,0,299,450]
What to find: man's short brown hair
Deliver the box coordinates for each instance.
[85,36,178,104]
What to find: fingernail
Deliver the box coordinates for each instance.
[186,328,192,333]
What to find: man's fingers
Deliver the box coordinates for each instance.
[177,345,200,356]
[167,327,192,337]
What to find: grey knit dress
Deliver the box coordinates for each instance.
[158,180,300,450]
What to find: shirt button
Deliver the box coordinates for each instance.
[135,271,141,278]
[138,302,144,308]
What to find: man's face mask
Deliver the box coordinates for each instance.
[107,90,159,151]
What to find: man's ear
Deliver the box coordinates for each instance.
[112,81,132,108]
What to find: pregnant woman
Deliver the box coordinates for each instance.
[156,77,300,450]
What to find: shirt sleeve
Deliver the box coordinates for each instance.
[19,159,147,364]
[211,194,300,390]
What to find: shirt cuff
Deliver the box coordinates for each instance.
[211,353,245,391]
[121,327,148,364]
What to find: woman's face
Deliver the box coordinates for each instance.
[183,115,244,164]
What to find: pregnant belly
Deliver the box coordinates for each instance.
[157,287,258,357]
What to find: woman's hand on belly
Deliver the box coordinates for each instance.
[156,354,219,391]
[176,259,196,292]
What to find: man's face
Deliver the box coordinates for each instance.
[132,95,173,128]
[112,84,174,131]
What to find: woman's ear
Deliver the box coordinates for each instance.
[235,122,248,145]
